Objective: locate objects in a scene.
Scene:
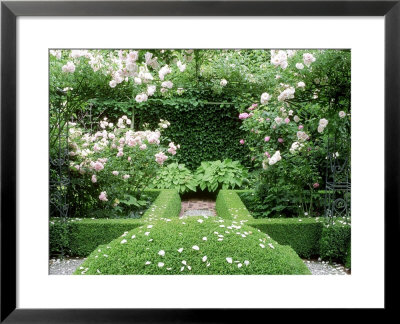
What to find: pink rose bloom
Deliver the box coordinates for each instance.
[284,118,290,124]
[298,125,304,130]
[168,148,177,155]
[278,138,284,143]
[239,113,249,120]
[272,125,276,129]
[117,151,123,157]
[140,144,147,150]
[313,183,320,189]
[239,139,245,145]
[123,175,130,179]
[91,175,97,183]
[264,136,270,142]
[128,156,131,161]
[264,152,271,158]
[99,191,108,202]
[93,161,104,171]
[155,152,168,165]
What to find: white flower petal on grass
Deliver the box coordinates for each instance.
[219,225,225,228]
[202,237,207,241]
[147,225,153,228]
[148,239,153,242]
[182,260,187,265]
[180,266,185,272]
[206,263,210,267]
[241,234,246,238]
[167,268,172,271]
[103,254,108,258]
[218,238,223,241]
[244,260,250,266]
[145,261,151,265]
[144,232,150,236]
[202,256,207,262]
[192,245,199,251]
[197,219,204,223]
[226,257,233,264]
[158,262,164,268]
[178,248,184,253]
[268,243,275,249]
[97,269,101,273]
[158,250,165,257]
[131,235,136,239]
[238,263,243,268]
[121,239,127,244]
[187,266,192,270]
[259,243,265,248]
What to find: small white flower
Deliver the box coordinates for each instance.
[202,237,207,241]
[182,260,187,265]
[268,243,275,249]
[238,263,243,268]
[206,263,211,267]
[244,260,250,266]
[180,266,185,271]
[178,248,184,253]
[121,239,127,244]
[147,225,153,229]
[97,269,101,273]
[220,79,228,86]
[226,257,233,264]
[187,266,192,270]
[202,256,207,262]
[131,235,136,239]
[144,232,150,236]
[259,243,265,248]
[158,262,164,268]
[192,245,199,251]
[339,111,346,118]
[145,261,151,265]
[197,219,204,223]
[158,250,165,257]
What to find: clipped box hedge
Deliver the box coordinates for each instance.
[50,189,181,257]
[247,218,323,258]
[216,190,351,267]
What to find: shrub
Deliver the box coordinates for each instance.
[319,221,351,265]
[195,159,249,192]
[50,189,181,257]
[151,163,197,194]
[215,190,254,221]
[74,216,310,275]
[49,219,70,256]
[247,218,323,258]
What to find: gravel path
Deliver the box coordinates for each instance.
[303,258,350,275]
[49,257,350,275]
[49,257,86,275]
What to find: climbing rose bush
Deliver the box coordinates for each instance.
[68,116,179,210]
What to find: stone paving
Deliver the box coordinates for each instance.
[179,198,216,217]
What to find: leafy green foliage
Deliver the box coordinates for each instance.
[74,215,310,275]
[151,163,197,194]
[49,220,70,256]
[319,222,351,266]
[195,159,249,192]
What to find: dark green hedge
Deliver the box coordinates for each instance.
[247,218,323,258]
[319,223,351,265]
[50,189,181,257]
[135,98,250,170]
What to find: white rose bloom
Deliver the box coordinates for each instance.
[260,92,271,104]
[274,117,283,125]
[268,151,282,165]
[134,77,142,85]
[220,79,228,86]
[303,53,316,66]
[161,81,173,89]
[278,87,295,102]
[339,111,346,118]
[177,60,186,72]
[296,63,304,70]
[297,81,306,88]
[297,131,309,142]
[317,125,325,133]
[294,115,300,123]
[109,80,117,88]
[319,118,329,128]
[147,85,156,96]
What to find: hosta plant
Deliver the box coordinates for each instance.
[152,163,198,194]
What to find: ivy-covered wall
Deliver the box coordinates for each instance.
[133,97,251,170]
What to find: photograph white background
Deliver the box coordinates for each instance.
[17,17,384,308]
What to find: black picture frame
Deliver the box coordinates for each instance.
[1,0,398,322]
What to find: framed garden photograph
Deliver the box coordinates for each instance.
[1,0,398,322]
